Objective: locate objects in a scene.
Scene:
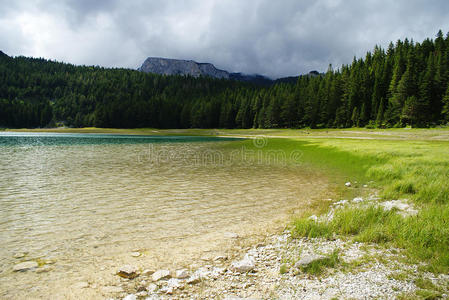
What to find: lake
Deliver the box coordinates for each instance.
[0,132,329,299]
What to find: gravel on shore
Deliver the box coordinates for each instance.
[103,195,449,299]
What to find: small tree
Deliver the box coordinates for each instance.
[401,96,419,127]
[442,84,449,123]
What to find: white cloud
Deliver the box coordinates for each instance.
[1,0,448,78]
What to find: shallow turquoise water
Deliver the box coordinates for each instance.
[0,132,237,146]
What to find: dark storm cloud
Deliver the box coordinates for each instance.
[1,0,448,78]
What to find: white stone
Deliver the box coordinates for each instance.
[196,267,211,277]
[352,197,364,203]
[123,294,137,300]
[308,215,318,222]
[213,255,227,261]
[72,281,89,289]
[152,269,171,281]
[160,279,182,294]
[380,200,418,217]
[175,269,189,279]
[101,286,124,293]
[334,199,348,206]
[13,261,38,272]
[167,278,182,289]
[211,267,226,279]
[345,182,352,187]
[326,209,335,221]
[231,254,255,273]
[294,254,326,268]
[186,274,201,284]
[117,265,139,279]
[142,269,155,276]
[130,252,141,257]
[147,283,158,293]
[224,232,239,239]
[381,200,409,211]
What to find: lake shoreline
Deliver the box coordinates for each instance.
[109,194,449,299]
[3,128,449,298]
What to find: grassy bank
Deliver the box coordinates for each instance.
[286,138,449,274]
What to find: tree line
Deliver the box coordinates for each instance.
[1,31,449,129]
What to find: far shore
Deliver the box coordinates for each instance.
[4,126,449,141]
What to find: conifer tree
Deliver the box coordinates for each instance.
[442,84,449,122]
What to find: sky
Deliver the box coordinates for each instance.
[1,0,448,79]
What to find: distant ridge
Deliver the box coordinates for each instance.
[138,57,278,85]
[138,57,230,79]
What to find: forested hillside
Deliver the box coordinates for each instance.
[1,31,449,129]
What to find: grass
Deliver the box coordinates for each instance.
[279,264,289,274]
[294,205,449,273]
[299,250,340,276]
[398,274,449,299]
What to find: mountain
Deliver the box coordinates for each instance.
[138,57,273,85]
[138,57,229,79]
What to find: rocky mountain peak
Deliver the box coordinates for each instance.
[138,57,229,79]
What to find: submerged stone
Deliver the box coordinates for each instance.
[72,281,89,289]
[36,265,53,273]
[13,252,26,259]
[224,232,239,239]
[13,261,38,272]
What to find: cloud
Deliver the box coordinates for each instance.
[0,0,448,78]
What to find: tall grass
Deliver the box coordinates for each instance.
[293,205,449,273]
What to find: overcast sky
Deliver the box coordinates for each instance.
[1,0,448,78]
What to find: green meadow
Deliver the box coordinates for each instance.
[271,133,449,274]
